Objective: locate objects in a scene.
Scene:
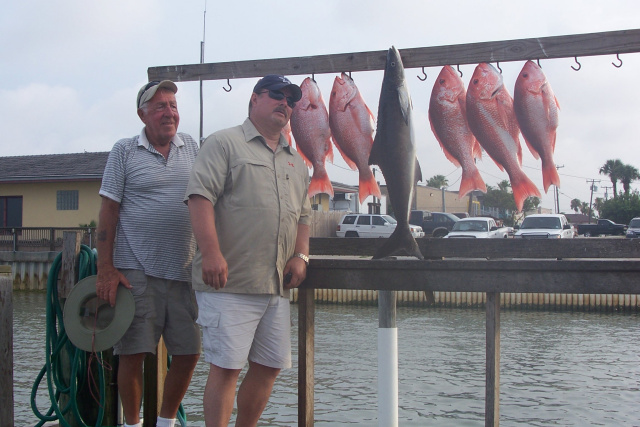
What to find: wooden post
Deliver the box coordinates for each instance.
[485,292,500,427]
[378,290,398,427]
[0,265,13,427]
[143,338,168,427]
[298,288,315,427]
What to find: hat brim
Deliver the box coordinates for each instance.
[63,275,135,352]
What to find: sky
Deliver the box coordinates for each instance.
[3,0,640,213]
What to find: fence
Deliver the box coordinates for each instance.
[0,227,95,252]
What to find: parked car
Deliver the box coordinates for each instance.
[409,210,459,237]
[513,214,575,239]
[626,217,640,238]
[452,212,470,219]
[576,219,627,237]
[336,213,424,238]
[444,217,511,239]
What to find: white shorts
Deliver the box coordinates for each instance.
[195,292,292,370]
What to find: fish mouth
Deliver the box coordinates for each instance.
[490,88,500,98]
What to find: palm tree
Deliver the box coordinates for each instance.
[497,180,511,192]
[570,198,581,213]
[619,164,640,195]
[426,175,448,188]
[599,159,623,198]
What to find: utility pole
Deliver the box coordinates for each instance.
[555,164,564,213]
[601,185,612,200]
[586,179,600,224]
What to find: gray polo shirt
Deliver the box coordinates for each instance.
[100,128,199,282]
[185,118,311,296]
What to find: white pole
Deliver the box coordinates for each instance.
[378,290,398,427]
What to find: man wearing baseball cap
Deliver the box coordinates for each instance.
[186,74,310,426]
[97,80,201,427]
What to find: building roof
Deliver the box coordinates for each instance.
[0,152,109,183]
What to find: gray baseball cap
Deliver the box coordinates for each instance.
[137,80,178,109]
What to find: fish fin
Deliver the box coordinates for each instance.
[459,168,487,198]
[523,137,540,160]
[369,134,382,166]
[542,161,561,193]
[333,140,357,170]
[511,174,541,212]
[472,139,483,160]
[398,83,411,125]
[415,158,423,183]
[358,170,382,204]
[326,138,334,164]
[373,225,424,260]
[295,144,313,169]
[429,119,462,167]
[424,291,435,305]
[308,172,334,198]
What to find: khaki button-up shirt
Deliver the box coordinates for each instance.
[186,118,311,296]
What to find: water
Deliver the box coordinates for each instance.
[11,292,640,426]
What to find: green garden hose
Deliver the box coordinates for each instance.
[30,245,188,427]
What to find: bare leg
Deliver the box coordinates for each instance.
[235,361,280,427]
[118,353,147,424]
[203,364,242,427]
[159,353,200,418]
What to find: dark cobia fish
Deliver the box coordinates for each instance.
[369,46,423,261]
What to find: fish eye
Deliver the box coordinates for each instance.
[473,79,478,84]
[522,73,529,78]
[439,79,445,84]
[391,61,396,67]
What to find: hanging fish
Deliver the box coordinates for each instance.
[290,77,334,198]
[466,63,540,211]
[429,65,486,198]
[369,46,423,261]
[329,72,381,204]
[514,60,561,193]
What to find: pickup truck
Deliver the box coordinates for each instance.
[513,214,575,239]
[409,210,459,237]
[444,217,510,239]
[576,219,627,237]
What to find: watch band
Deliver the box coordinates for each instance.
[293,252,309,265]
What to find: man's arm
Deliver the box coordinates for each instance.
[188,194,228,290]
[95,196,131,306]
[284,223,310,289]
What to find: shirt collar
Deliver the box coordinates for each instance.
[242,118,293,154]
[138,127,185,149]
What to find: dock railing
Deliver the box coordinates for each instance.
[298,237,640,427]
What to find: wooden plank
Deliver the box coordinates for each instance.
[59,231,81,299]
[298,288,315,427]
[309,237,640,259]
[0,267,13,427]
[148,29,640,82]
[485,293,500,427]
[302,258,640,294]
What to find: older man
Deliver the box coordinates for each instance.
[186,75,311,426]
[96,80,200,427]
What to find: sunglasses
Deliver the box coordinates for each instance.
[137,81,160,108]
[259,90,296,108]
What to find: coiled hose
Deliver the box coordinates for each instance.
[30,244,187,426]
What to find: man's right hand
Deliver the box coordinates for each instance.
[201,251,228,290]
[96,264,132,307]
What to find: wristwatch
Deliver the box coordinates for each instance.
[293,252,309,266]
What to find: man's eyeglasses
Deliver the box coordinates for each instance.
[259,90,296,109]
[137,81,160,108]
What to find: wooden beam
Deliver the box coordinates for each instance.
[298,288,315,427]
[485,293,500,427]
[0,266,13,427]
[148,29,640,82]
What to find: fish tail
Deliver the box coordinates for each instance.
[542,161,561,193]
[358,170,382,204]
[511,174,541,212]
[458,168,487,198]
[308,172,334,198]
[373,225,424,260]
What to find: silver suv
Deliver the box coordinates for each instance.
[336,213,424,238]
[626,217,640,238]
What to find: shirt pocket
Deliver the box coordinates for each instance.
[229,158,275,209]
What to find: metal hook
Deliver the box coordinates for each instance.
[571,57,581,71]
[223,79,232,92]
[536,58,541,68]
[496,62,502,74]
[456,64,463,77]
[417,67,427,81]
[612,53,623,68]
